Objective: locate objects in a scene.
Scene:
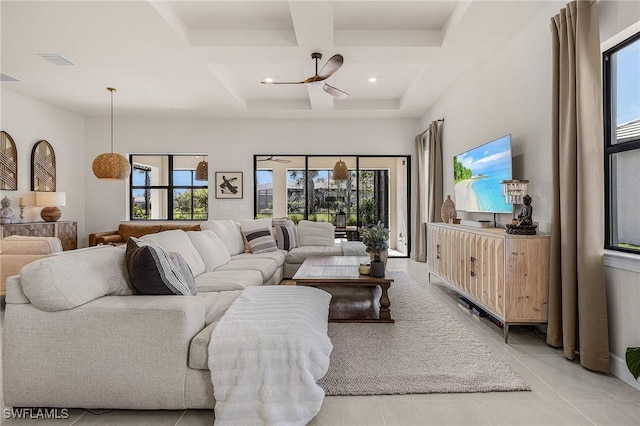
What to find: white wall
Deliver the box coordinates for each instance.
[84,117,418,247]
[0,89,86,240]
[420,0,640,388]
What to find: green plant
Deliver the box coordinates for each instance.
[360,221,389,253]
[626,347,640,380]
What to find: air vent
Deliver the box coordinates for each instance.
[0,72,21,82]
[38,54,75,66]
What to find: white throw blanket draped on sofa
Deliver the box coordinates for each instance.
[208,285,333,426]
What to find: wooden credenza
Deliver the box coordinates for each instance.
[1,221,77,251]
[426,223,549,342]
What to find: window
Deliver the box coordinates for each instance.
[604,32,640,253]
[130,155,208,221]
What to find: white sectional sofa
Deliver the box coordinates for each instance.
[2,218,366,414]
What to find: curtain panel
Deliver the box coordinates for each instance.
[548,0,609,373]
[414,121,443,263]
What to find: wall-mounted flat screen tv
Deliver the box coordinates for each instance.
[453,134,513,213]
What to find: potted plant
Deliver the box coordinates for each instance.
[360,221,390,268]
[626,347,640,381]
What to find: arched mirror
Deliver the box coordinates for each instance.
[31,140,56,191]
[0,130,18,190]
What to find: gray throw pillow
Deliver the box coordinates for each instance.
[274,225,300,250]
[125,237,197,296]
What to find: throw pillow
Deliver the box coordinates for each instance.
[125,237,197,296]
[239,219,278,253]
[274,225,300,250]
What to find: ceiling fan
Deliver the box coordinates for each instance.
[257,156,291,163]
[261,52,349,99]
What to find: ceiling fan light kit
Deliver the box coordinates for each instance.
[92,87,131,181]
[261,52,349,98]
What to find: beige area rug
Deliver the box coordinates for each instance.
[318,271,530,395]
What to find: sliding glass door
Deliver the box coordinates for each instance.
[254,155,410,257]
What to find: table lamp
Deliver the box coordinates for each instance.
[36,191,66,222]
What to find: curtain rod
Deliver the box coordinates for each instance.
[419,118,445,136]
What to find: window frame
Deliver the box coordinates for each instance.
[129,154,208,221]
[603,31,640,254]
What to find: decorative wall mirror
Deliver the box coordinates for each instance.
[31,140,56,191]
[0,130,18,190]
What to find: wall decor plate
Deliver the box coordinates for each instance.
[215,172,243,199]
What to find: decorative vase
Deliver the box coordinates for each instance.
[370,255,385,278]
[441,195,456,223]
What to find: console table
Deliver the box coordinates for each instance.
[1,221,77,251]
[426,223,549,342]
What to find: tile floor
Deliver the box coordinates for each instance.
[1,258,639,425]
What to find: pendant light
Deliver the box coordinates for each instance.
[195,157,208,181]
[332,158,349,181]
[92,87,131,180]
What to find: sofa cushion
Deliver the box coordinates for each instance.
[200,220,245,256]
[189,290,243,370]
[141,230,205,276]
[126,237,197,296]
[217,258,278,282]
[274,225,300,250]
[186,230,231,271]
[231,250,287,266]
[20,246,133,312]
[240,219,278,254]
[297,220,335,246]
[195,270,263,292]
[119,224,162,241]
[285,245,343,264]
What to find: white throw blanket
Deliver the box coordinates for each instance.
[208,285,333,426]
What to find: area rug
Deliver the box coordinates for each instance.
[318,270,530,395]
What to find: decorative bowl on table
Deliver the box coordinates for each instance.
[358,263,371,275]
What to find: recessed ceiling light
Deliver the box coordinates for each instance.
[264,77,274,84]
[368,77,377,83]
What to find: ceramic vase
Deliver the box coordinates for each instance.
[370,255,385,278]
[441,195,456,223]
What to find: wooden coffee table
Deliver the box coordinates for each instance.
[292,256,394,323]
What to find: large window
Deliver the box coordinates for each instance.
[604,32,640,253]
[130,155,208,220]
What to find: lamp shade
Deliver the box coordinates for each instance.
[35,191,66,207]
[92,153,131,180]
[36,191,66,222]
[332,160,349,181]
[195,160,208,181]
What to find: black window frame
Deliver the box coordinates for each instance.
[129,154,208,221]
[603,31,640,254]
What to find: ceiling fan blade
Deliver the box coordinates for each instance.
[317,54,344,80]
[323,83,349,99]
[261,81,306,85]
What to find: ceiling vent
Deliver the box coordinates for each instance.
[0,72,21,82]
[38,54,75,66]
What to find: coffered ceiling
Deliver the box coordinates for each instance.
[0,1,551,119]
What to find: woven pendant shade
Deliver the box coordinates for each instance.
[195,160,208,181]
[92,153,131,180]
[92,87,131,181]
[332,159,349,181]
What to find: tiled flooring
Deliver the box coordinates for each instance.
[1,259,639,425]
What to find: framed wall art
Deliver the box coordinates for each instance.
[31,140,57,191]
[215,172,243,199]
[0,131,18,191]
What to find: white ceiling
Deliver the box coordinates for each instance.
[0,1,551,119]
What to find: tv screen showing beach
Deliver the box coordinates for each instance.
[453,135,513,213]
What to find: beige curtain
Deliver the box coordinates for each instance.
[548,0,609,373]
[414,121,443,262]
